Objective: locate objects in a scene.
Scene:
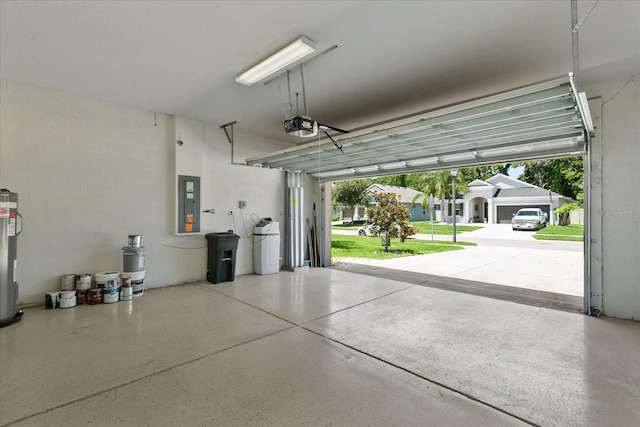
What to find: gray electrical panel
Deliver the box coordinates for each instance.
[178,175,200,234]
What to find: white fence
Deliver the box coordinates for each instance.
[569,209,585,225]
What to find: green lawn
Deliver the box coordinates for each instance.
[332,223,367,230]
[332,221,482,235]
[410,222,483,235]
[533,225,584,242]
[331,234,475,260]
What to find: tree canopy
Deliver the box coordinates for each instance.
[459,164,513,182]
[331,179,371,209]
[366,192,413,251]
[516,157,584,205]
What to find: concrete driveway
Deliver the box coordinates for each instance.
[332,224,584,297]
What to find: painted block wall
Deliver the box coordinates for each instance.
[0,78,289,306]
[200,126,290,275]
[585,75,640,320]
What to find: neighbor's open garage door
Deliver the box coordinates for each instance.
[246,74,593,180]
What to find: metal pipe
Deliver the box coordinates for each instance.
[451,170,457,243]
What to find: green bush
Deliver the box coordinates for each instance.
[555,203,578,226]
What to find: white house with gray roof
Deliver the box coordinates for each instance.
[455,174,573,225]
[359,175,574,225]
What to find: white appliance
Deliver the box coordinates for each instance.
[253,220,280,275]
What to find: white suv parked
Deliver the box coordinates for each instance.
[511,208,548,231]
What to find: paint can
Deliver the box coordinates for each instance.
[76,289,88,305]
[75,274,92,290]
[45,291,58,309]
[120,277,133,301]
[103,288,119,304]
[128,234,142,247]
[123,270,145,297]
[95,272,120,289]
[59,290,77,308]
[88,289,102,305]
[60,274,76,291]
[122,246,145,272]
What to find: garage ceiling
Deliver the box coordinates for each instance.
[246,75,593,180]
[1,1,638,148]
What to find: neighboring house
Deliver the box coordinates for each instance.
[465,174,574,225]
[358,175,574,225]
[339,206,367,222]
[364,184,431,221]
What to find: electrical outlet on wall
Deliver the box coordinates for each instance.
[239,200,247,209]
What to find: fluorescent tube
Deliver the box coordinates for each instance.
[236,36,316,86]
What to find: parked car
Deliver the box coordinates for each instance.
[512,208,548,231]
[358,223,405,237]
[358,223,380,236]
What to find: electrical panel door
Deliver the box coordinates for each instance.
[178,175,200,234]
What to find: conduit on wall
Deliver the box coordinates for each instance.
[245,74,594,181]
[284,171,304,268]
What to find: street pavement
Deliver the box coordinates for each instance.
[332,223,584,297]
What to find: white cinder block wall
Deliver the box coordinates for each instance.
[585,75,640,320]
[0,78,289,307]
[199,125,290,275]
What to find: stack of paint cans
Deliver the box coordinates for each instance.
[120,276,133,301]
[45,234,148,309]
[122,234,145,298]
[46,274,88,309]
[58,275,78,308]
[95,271,121,303]
[75,274,91,305]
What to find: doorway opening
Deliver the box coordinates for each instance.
[330,157,585,313]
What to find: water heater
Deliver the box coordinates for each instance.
[0,188,23,327]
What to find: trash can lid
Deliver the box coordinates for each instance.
[205,232,240,240]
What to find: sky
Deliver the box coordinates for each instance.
[508,165,524,178]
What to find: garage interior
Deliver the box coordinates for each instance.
[1,1,639,426]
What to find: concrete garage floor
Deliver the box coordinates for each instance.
[2,269,639,426]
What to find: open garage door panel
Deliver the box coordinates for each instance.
[246,74,593,180]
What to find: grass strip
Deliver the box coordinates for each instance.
[332,222,483,235]
[331,234,474,260]
[535,225,584,236]
[533,234,583,242]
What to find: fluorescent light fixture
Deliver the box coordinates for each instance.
[236,36,316,86]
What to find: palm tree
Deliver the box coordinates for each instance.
[411,170,468,222]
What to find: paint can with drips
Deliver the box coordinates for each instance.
[75,274,92,290]
[45,291,58,309]
[123,270,145,297]
[76,289,88,305]
[88,289,102,305]
[95,272,120,290]
[60,275,75,291]
[59,291,77,308]
[103,288,119,304]
[120,277,133,301]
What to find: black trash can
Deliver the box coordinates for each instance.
[205,232,240,284]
